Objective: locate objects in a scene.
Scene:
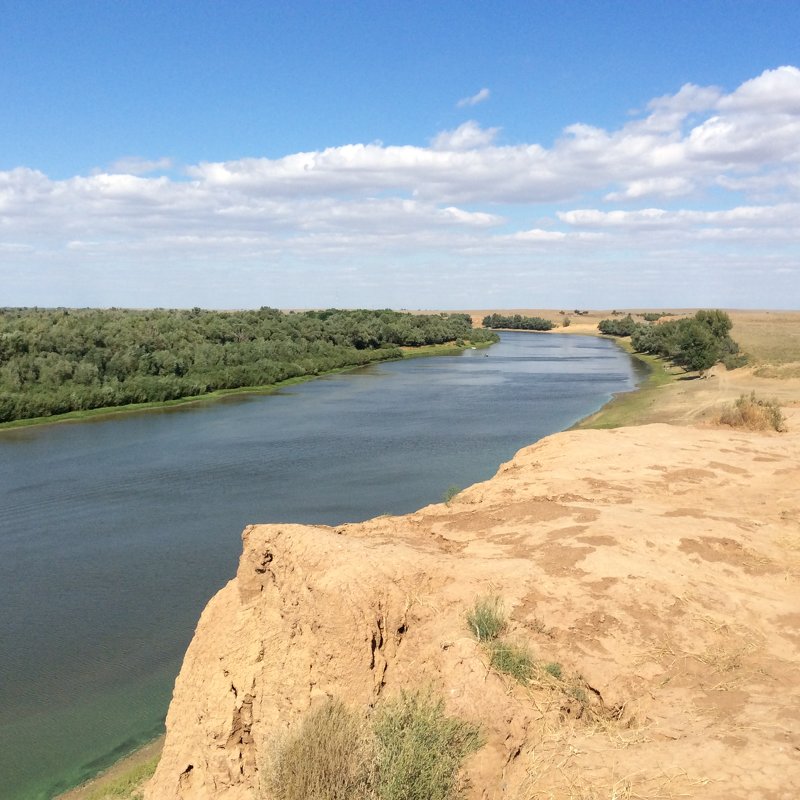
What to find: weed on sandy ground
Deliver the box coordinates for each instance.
[716,391,786,431]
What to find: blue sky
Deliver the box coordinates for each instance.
[2,1,799,309]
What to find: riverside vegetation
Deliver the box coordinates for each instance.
[481,313,555,331]
[597,309,744,372]
[0,308,496,424]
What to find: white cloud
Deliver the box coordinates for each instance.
[456,87,491,108]
[604,177,694,201]
[717,65,800,113]
[431,120,500,151]
[508,228,567,242]
[558,203,800,241]
[3,67,800,308]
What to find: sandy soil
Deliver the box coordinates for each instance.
[147,414,800,799]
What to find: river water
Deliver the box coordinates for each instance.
[0,332,643,799]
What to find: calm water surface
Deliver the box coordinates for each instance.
[0,333,643,799]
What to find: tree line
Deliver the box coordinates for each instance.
[482,314,555,331]
[0,307,497,423]
[598,310,744,371]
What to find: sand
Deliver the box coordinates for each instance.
[146,412,800,799]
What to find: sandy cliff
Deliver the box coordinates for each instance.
[146,413,800,800]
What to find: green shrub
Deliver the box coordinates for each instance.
[488,641,534,685]
[373,691,482,800]
[267,699,374,800]
[598,314,638,336]
[567,684,587,704]
[722,352,749,370]
[466,597,506,642]
[442,485,461,505]
[543,662,563,679]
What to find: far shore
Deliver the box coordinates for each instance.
[0,340,487,434]
[52,308,800,799]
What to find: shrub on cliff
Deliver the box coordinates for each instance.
[266,699,374,800]
[488,640,535,685]
[373,691,482,800]
[265,692,482,800]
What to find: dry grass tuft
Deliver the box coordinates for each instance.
[716,392,786,432]
[515,727,708,799]
[265,692,482,800]
[266,699,374,800]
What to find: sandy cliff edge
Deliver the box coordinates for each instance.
[146,414,800,800]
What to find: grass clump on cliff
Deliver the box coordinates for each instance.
[488,641,535,685]
[373,691,483,800]
[266,699,374,800]
[466,596,506,642]
[265,693,481,800]
[466,597,535,686]
[717,392,786,432]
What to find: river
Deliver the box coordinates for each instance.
[0,332,644,799]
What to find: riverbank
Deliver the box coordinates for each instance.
[55,738,162,800]
[463,308,800,428]
[0,340,488,434]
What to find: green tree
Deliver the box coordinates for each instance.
[675,321,720,371]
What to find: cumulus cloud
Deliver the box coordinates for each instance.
[456,87,491,108]
[717,65,800,113]
[431,120,500,151]
[3,66,800,307]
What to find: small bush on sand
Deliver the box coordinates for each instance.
[543,662,563,679]
[722,352,749,370]
[442,485,461,505]
[488,641,535,685]
[373,691,482,800]
[267,699,374,800]
[466,597,506,642]
[718,392,785,432]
